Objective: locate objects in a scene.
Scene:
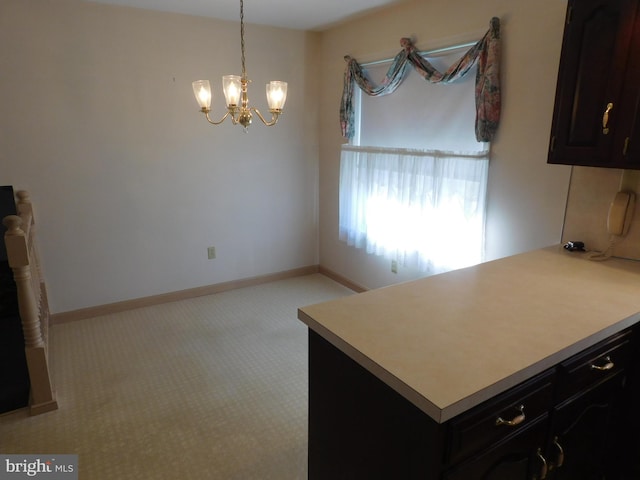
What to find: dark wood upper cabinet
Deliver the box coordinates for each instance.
[548,0,640,169]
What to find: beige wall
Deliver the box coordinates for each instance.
[563,168,640,260]
[1,0,320,313]
[3,0,634,313]
[317,0,574,289]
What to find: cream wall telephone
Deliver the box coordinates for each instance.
[607,191,635,236]
[586,191,636,261]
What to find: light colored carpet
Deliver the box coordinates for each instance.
[0,273,354,479]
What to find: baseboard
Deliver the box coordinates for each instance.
[318,266,368,293]
[29,398,59,416]
[51,265,321,324]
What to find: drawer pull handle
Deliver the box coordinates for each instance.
[602,102,613,134]
[533,447,548,480]
[591,356,614,371]
[495,404,525,427]
[553,436,565,468]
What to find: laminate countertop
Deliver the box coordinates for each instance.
[298,246,640,423]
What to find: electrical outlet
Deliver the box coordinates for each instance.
[391,260,398,274]
[207,246,216,260]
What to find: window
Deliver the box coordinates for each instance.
[339,50,490,274]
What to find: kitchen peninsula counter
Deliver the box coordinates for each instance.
[298,245,640,424]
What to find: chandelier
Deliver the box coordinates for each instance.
[192,0,288,131]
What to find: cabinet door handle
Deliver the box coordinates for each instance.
[602,102,613,134]
[532,447,548,480]
[590,355,614,371]
[495,404,525,427]
[552,436,565,468]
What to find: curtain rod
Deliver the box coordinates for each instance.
[361,41,478,67]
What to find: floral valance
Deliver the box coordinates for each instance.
[340,17,501,143]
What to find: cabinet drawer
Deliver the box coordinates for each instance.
[556,329,632,402]
[446,369,554,465]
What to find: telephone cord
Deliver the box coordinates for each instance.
[586,236,617,261]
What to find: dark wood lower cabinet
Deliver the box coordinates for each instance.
[308,330,445,479]
[308,327,635,480]
[548,373,625,480]
[443,416,549,480]
[619,346,640,479]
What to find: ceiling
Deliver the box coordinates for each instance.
[84,0,405,31]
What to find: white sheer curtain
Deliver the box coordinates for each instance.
[339,145,489,274]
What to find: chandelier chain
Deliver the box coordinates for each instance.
[240,0,246,77]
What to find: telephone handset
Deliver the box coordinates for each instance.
[586,191,636,261]
[607,191,635,236]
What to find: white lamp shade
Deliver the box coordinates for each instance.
[192,80,212,110]
[223,75,242,107]
[266,81,287,111]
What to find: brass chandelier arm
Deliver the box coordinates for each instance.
[252,108,282,126]
[202,109,232,125]
[209,107,281,128]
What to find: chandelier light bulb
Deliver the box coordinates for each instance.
[192,80,212,110]
[223,75,242,107]
[266,81,288,111]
